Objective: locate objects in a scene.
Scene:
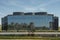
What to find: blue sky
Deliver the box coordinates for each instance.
[0,0,60,26]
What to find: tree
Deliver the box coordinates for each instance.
[15,23,20,32]
[28,22,35,36]
[8,22,15,31]
[42,26,48,30]
[23,23,28,30]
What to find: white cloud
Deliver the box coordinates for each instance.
[23,7,36,12]
[39,8,47,12]
[0,12,5,25]
[39,0,60,7]
[0,12,4,16]
[23,0,60,12]
[0,0,60,12]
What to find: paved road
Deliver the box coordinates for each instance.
[0,32,60,35]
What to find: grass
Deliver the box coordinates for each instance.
[0,37,60,40]
[0,35,60,40]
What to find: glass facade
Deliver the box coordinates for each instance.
[2,12,58,31]
[8,15,53,27]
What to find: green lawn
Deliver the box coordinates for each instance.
[0,37,60,40]
[0,36,60,40]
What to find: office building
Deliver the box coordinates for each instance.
[2,12,58,31]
